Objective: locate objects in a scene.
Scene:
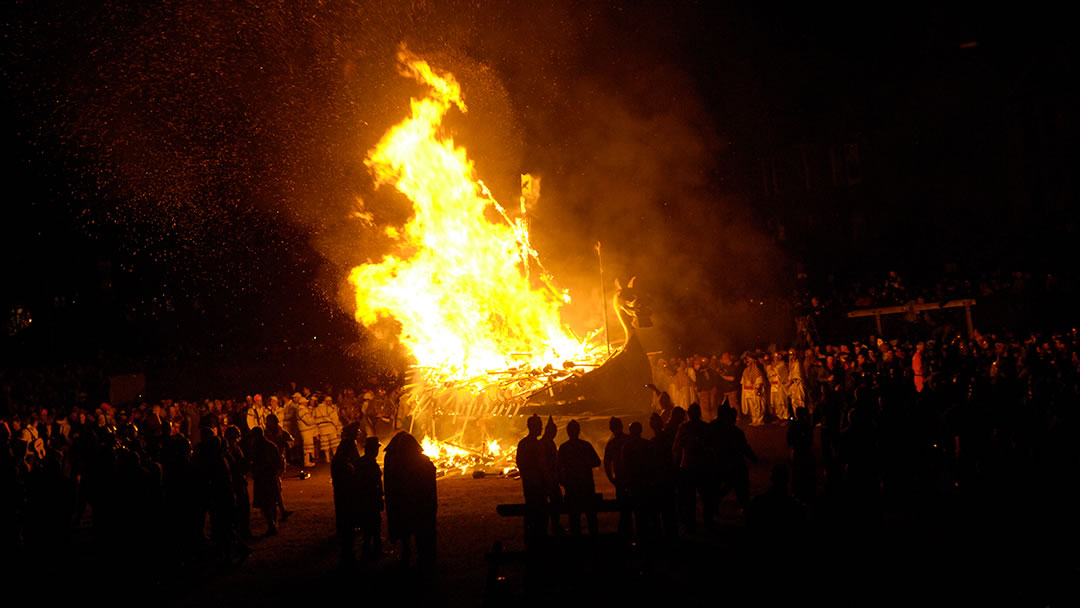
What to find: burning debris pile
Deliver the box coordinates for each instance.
[420,435,517,478]
[348,48,612,473]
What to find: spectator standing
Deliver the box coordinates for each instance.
[557,419,601,536]
[314,396,342,463]
[383,432,437,570]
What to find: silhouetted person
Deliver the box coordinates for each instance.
[673,403,715,532]
[621,420,658,540]
[650,412,679,537]
[248,427,284,536]
[224,425,251,539]
[604,416,632,536]
[787,407,816,504]
[517,414,550,543]
[748,465,805,534]
[655,390,674,422]
[262,414,293,520]
[540,416,564,535]
[331,423,364,566]
[357,436,384,559]
[112,447,163,577]
[557,419,601,535]
[0,424,18,555]
[819,369,845,494]
[839,406,880,519]
[667,406,686,429]
[711,403,757,517]
[22,451,76,566]
[194,435,249,564]
[161,435,201,565]
[384,432,437,570]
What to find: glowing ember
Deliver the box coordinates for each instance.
[420,435,516,477]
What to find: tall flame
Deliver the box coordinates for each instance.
[349,49,596,383]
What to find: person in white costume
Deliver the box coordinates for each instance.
[314,395,342,462]
[295,395,317,467]
[767,352,790,421]
[787,349,808,415]
[246,394,271,431]
[741,353,767,426]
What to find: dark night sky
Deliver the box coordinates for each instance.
[1,2,1074,368]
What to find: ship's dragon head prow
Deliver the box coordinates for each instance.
[614,276,653,344]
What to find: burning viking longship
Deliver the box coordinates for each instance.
[348,49,653,470]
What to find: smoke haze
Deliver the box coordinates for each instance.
[4,1,787,356]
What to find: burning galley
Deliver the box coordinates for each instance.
[348,49,654,474]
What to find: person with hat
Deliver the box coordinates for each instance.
[314,395,342,462]
[246,394,271,432]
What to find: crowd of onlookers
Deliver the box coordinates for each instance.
[794,267,1077,312]
[0,375,412,580]
[4,316,1080,598]
[641,327,1080,532]
[512,323,1080,552]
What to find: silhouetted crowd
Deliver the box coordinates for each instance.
[795,268,1077,313]
[4,325,1079,598]
[331,426,437,571]
[517,404,761,544]
[518,328,1080,549]
[0,378,425,581]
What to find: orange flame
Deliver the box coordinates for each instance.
[349,49,599,385]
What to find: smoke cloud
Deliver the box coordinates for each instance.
[6,0,787,355]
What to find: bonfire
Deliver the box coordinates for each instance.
[348,48,610,475]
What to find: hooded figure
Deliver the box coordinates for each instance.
[383,432,437,569]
